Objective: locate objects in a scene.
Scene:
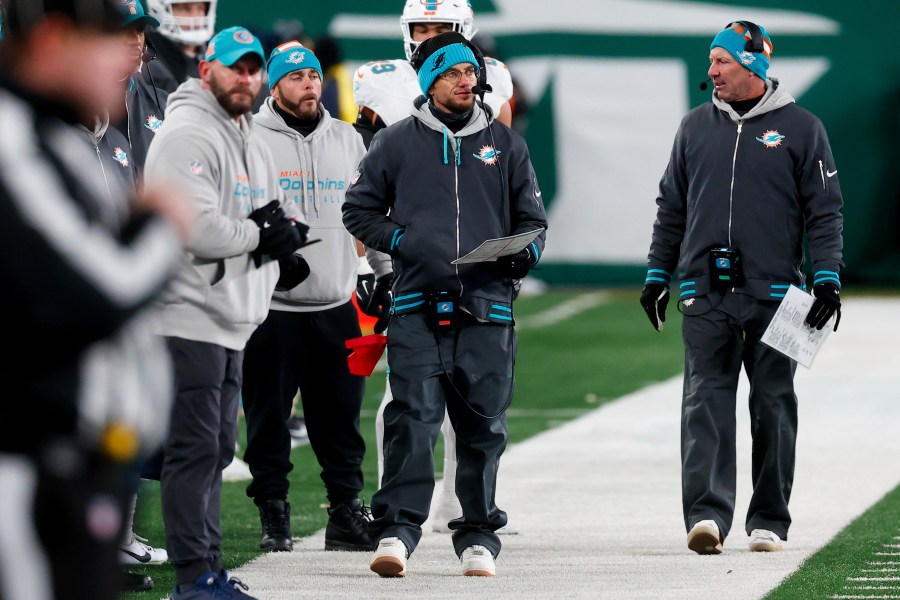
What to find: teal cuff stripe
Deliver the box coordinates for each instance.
[647,269,671,278]
[679,281,696,288]
[491,305,512,312]
[814,277,841,286]
[645,277,669,285]
[815,270,840,278]
[770,293,786,298]
[530,242,540,262]
[390,228,404,251]
[679,290,696,297]
[489,313,513,321]
[394,292,423,302]
[770,284,790,289]
[394,300,425,312]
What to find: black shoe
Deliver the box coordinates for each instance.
[121,570,154,592]
[258,499,293,552]
[325,498,374,552]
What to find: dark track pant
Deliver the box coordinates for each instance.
[371,311,513,559]
[681,292,798,541]
[161,337,241,585]
[0,447,129,600]
[242,302,365,506]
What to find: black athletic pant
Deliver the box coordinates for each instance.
[161,337,242,586]
[681,292,798,541]
[371,311,513,559]
[0,445,129,600]
[242,301,366,506]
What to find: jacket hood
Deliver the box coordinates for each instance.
[166,78,254,132]
[713,77,795,123]
[81,113,110,145]
[412,98,494,166]
[255,97,333,138]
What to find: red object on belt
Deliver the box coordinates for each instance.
[345,334,388,377]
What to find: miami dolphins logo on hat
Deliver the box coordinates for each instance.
[473,146,501,165]
[286,51,306,65]
[190,160,203,175]
[205,41,215,59]
[113,148,130,167]
[121,0,138,15]
[431,51,447,72]
[738,51,757,66]
[234,29,254,44]
[145,115,163,132]
[756,130,786,148]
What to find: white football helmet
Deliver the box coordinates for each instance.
[147,0,218,47]
[400,0,476,60]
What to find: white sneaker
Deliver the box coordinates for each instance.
[749,529,783,552]
[687,519,723,555]
[370,537,407,577]
[120,533,168,565]
[461,545,496,576]
[431,494,463,533]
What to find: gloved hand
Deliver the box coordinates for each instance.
[640,283,669,332]
[249,201,309,266]
[274,254,310,291]
[357,273,394,334]
[805,282,841,331]
[497,248,536,279]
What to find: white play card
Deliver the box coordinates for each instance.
[761,285,834,368]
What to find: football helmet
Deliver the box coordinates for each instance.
[400,0,476,60]
[146,0,217,47]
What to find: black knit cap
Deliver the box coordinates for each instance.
[5,0,120,39]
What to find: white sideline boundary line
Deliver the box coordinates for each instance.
[226,297,900,600]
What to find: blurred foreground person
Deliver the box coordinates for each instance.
[0,0,188,598]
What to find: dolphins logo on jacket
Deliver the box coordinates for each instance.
[756,130,786,148]
[145,115,163,133]
[473,145,501,165]
[113,147,130,167]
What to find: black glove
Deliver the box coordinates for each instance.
[274,254,310,291]
[497,248,536,279]
[640,283,669,332]
[249,201,309,266]
[357,273,394,334]
[805,282,841,331]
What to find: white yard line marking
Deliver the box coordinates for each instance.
[515,291,609,330]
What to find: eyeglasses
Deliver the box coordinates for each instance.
[438,66,480,84]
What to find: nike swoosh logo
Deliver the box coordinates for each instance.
[121,548,152,563]
[535,190,542,198]
[826,170,837,177]
[263,221,271,229]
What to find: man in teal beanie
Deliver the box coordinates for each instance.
[641,21,843,556]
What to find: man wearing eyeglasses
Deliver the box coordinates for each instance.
[343,32,547,578]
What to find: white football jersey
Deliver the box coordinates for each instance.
[353,57,513,127]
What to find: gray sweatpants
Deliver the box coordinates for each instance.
[371,311,514,559]
[161,337,242,585]
[681,292,797,541]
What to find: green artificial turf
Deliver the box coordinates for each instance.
[765,484,900,599]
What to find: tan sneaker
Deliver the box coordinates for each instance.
[687,520,723,555]
[749,529,783,552]
[461,545,496,576]
[370,537,407,577]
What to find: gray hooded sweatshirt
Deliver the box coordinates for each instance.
[145,78,294,350]
[254,97,375,311]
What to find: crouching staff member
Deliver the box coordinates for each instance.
[640,21,843,556]
[243,41,382,554]
[342,32,547,578]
